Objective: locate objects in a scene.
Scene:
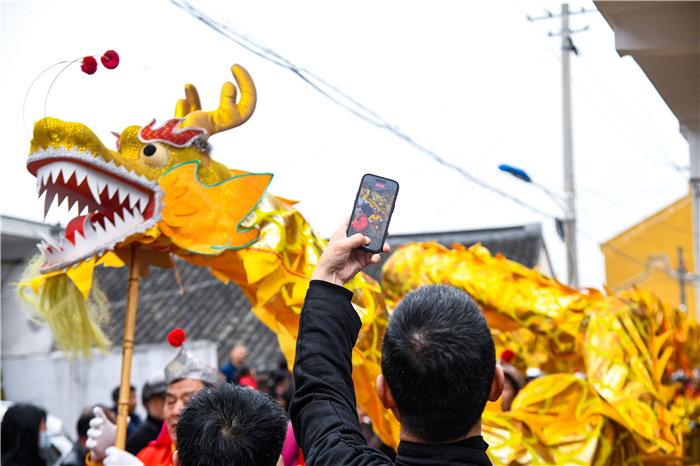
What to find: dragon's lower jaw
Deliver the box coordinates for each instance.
[27,147,164,273]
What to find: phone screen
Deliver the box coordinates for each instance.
[347,174,399,253]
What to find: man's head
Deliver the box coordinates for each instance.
[142,373,168,421]
[378,285,504,443]
[111,385,137,414]
[173,383,287,466]
[230,344,247,368]
[165,378,207,442]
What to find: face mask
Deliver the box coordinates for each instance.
[39,431,52,450]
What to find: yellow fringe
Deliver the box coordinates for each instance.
[16,254,112,359]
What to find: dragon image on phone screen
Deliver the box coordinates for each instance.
[347,174,399,253]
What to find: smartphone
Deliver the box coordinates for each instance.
[346,173,399,253]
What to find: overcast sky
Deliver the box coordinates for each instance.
[0,0,690,289]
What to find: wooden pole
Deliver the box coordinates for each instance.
[115,244,141,450]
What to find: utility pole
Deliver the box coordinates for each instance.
[528,4,592,288]
[561,3,578,288]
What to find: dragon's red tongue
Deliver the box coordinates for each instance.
[65,212,114,246]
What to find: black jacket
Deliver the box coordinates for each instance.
[290,281,492,465]
[125,414,163,455]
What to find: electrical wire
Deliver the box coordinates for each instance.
[576,48,687,170]
[167,0,557,220]
[171,0,694,285]
[515,0,688,176]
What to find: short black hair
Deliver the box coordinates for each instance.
[381,285,496,443]
[112,385,136,404]
[177,384,287,466]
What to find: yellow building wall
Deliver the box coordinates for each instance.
[601,194,695,315]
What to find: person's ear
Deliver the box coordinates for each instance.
[489,365,505,402]
[172,450,180,466]
[376,374,396,410]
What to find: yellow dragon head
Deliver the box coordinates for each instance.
[26,64,272,273]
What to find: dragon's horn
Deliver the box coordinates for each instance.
[179,64,256,138]
[175,84,202,118]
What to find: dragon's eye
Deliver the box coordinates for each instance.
[139,143,170,168]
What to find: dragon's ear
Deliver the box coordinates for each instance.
[158,162,271,254]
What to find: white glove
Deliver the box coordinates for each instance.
[103,447,144,466]
[86,407,129,460]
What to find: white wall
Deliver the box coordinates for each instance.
[2,340,217,440]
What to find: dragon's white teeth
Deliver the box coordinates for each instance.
[118,187,129,205]
[133,208,145,222]
[107,181,119,200]
[50,164,63,183]
[61,164,76,183]
[68,196,79,212]
[92,220,106,237]
[72,230,87,249]
[57,189,68,209]
[77,199,89,215]
[30,152,161,271]
[114,209,125,227]
[103,215,115,230]
[96,177,109,196]
[74,166,88,185]
[139,192,149,212]
[128,192,141,210]
[37,166,50,187]
[44,186,58,219]
[86,174,103,205]
[36,230,62,251]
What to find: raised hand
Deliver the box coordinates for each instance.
[311,216,390,286]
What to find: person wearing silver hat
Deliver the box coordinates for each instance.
[86,329,221,466]
[125,372,168,455]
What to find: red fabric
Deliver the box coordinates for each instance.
[239,375,258,390]
[137,422,174,466]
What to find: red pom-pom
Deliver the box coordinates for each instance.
[501,349,514,364]
[81,56,98,75]
[100,50,119,70]
[168,328,186,347]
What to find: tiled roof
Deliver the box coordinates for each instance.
[362,224,547,282]
[97,259,285,372]
[3,215,548,373]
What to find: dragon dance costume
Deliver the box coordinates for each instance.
[17,60,700,465]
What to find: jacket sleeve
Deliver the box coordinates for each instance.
[290,281,392,466]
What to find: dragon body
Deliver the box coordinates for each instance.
[19,63,700,463]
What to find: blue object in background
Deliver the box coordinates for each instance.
[498,164,532,182]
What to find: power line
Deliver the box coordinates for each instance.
[168,0,557,220]
[517,0,688,176]
[170,0,694,286]
[575,51,687,173]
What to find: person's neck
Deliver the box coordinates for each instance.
[399,420,481,444]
